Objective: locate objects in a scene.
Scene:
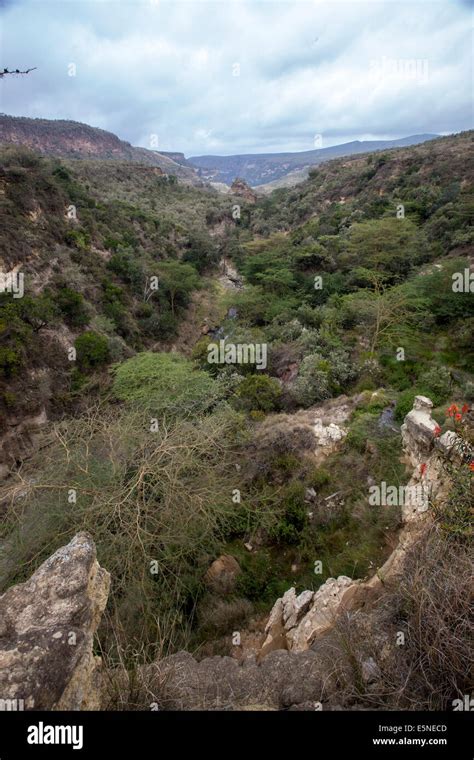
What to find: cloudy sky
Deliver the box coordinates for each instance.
[0,0,472,156]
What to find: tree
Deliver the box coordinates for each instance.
[182,231,218,273]
[340,272,428,353]
[156,261,199,316]
[344,217,428,277]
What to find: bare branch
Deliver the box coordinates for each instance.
[0,67,37,78]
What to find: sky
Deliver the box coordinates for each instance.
[0,0,472,157]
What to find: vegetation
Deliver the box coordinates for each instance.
[0,131,472,706]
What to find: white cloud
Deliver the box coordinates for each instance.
[0,0,472,155]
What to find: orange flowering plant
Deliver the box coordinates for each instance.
[444,402,474,468]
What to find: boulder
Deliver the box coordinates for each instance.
[0,532,110,710]
[204,554,241,594]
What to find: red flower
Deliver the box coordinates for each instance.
[420,463,427,476]
[433,424,441,437]
[455,413,462,422]
[447,403,459,418]
[462,404,469,414]
[470,461,474,472]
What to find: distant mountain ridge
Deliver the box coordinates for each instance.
[0,115,439,189]
[189,134,439,186]
[0,115,197,182]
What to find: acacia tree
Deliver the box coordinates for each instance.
[340,271,428,353]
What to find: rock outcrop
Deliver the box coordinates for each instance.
[260,577,354,657]
[230,177,257,203]
[401,395,438,469]
[260,396,459,655]
[134,648,336,710]
[0,532,110,710]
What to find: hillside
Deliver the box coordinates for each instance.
[0,129,472,714]
[189,134,438,186]
[0,114,198,182]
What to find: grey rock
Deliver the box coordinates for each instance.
[0,532,110,710]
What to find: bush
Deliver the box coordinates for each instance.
[65,227,90,250]
[435,464,473,540]
[345,413,379,452]
[74,331,110,370]
[235,374,282,413]
[111,351,222,415]
[394,370,450,421]
[236,551,276,600]
[0,405,241,663]
[270,482,308,545]
[197,597,253,637]
[55,287,89,327]
[394,389,426,421]
[291,354,331,406]
[0,346,22,377]
[417,366,452,405]
[108,249,144,292]
[306,467,331,490]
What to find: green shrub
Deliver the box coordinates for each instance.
[2,390,17,408]
[345,413,379,452]
[394,389,426,421]
[417,366,452,405]
[74,331,110,370]
[0,347,22,377]
[394,369,450,421]
[306,467,331,490]
[236,551,275,600]
[435,464,473,540]
[55,287,89,327]
[271,482,308,545]
[65,227,90,250]
[111,351,222,415]
[236,374,282,413]
[108,249,144,292]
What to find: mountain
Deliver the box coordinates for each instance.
[0,116,440,190]
[0,114,198,182]
[189,134,439,186]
